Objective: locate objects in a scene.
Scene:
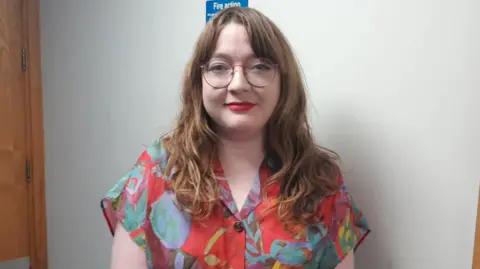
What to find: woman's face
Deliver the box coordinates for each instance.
[201,23,281,139]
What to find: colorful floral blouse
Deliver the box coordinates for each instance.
[101,138,370,269]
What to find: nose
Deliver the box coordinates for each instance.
[227,66,250,92]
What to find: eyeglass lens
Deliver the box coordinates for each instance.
[202,58,276,88]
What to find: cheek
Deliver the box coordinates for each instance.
[202,85,225,113]
[261,82,281,112]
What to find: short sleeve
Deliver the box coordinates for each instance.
[317,175,371,269]
[100,147,157,251]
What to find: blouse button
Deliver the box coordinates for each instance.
[233,221,244,232]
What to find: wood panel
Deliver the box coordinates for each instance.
[0,0,47,267]
[0,0,30,261]
[473,188,480,269]
[24,0,48,267]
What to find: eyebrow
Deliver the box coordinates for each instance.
[210,52,256,61]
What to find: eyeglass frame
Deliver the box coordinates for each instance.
[200,58,279,89]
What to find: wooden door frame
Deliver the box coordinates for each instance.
[473,188,480,269]
[23,0,48,268]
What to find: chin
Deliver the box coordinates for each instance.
[225,121,257,130]
[222,120,263,135]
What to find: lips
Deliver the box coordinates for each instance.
[226,102,255,112]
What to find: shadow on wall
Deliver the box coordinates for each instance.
[313,104,395,269]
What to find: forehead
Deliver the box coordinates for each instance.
[212,23,254,60]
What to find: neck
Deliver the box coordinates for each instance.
[217,133,265,166]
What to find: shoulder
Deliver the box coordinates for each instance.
[101,136,178,267]
[320,173,369,229]
[101,136,172,235]
[111,137,170,191]
[126,136,174,180]
[315,173,371,268]
[137,136,170,167]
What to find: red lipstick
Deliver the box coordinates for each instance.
[226,102,255,112]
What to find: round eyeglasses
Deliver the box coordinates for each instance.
[201,58,278,88]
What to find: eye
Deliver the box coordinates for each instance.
[251,63,271,71]
[207,62,231,72]
[248,59,274,71]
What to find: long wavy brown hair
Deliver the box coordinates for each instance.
[163,7,340,227]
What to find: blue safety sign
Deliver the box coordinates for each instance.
[206,0,249,23]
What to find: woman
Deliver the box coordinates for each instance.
[101,7,370,269]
